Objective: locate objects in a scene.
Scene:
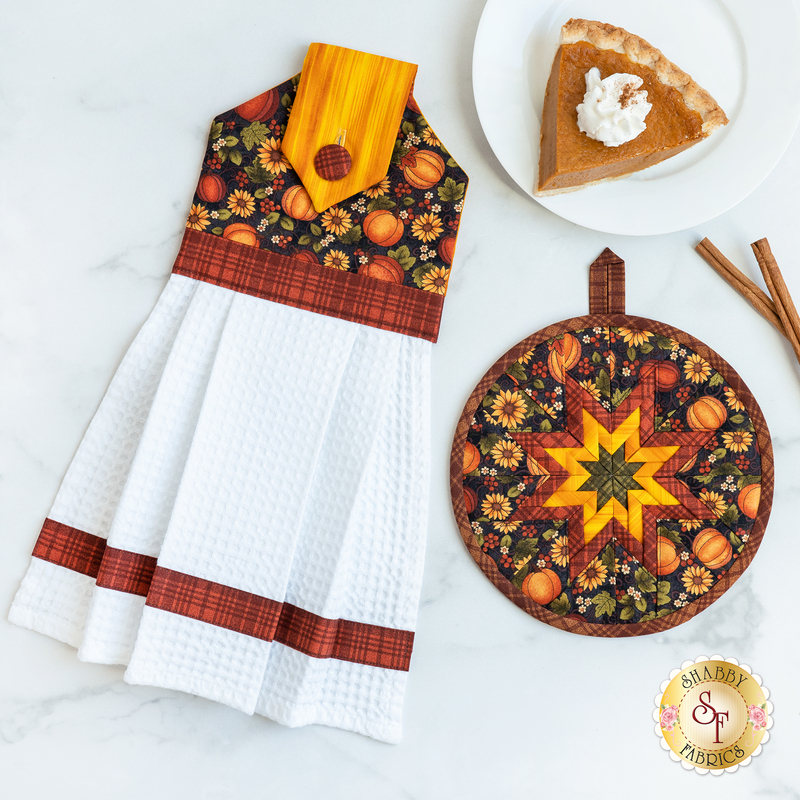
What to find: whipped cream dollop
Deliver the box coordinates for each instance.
[576,68,652,147]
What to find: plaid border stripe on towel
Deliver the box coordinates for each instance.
[32,518,106,578]
[173,229,444,342]
[96,547,158,597]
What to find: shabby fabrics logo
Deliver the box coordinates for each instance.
[653,655,773,774]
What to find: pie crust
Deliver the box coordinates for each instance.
[536,19,729,196]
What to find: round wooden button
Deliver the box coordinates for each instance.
[314,143,352,181]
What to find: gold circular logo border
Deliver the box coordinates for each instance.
[653,655,773,774]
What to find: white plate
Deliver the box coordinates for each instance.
[473,0,800,235]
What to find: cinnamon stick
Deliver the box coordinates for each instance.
[695,239,785,335]
[751,238,800,363]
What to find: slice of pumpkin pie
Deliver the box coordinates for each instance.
[536,19,728,196]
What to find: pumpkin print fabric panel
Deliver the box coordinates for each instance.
[187,75,467,297]
[450,256,773,637]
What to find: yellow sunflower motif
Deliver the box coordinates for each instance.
[490,439,524,469]
[363,178,391,198]
[550,535,569,567]
[227,189,255,218]
[494,520,520,534]
[320,206,353,237]
[617,327,652,347]
[579,379,602,402]
[186,203,210,231]
[421,266,449,295]
[684,353,712,384]
[256,136,291,174]
[323,250,350,271]
[679,519,704,531]
[410,211,444,242]
[576,557,608,591]
[422,127,441,147]
[723,386,744,411]
[721,430,753,452]
[699,489,727,518]
[489,389,527,429]
[517,349,535,364]
[681,565,714,595]
[481,492,512,521]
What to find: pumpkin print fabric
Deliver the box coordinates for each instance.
[451,255,773,637]
[187,75,467,296]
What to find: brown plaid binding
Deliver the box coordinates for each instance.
[30,517,414,670]
[172,229,444,342]
[589,247,626,314]
[313,143,352,181]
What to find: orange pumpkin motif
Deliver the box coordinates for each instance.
[437,235,457,265]
[222,223,258,247]
[197,173,227,204]
[639,359,681,391]
[358,254,404,284]
[281,184,318,221]
[363,210,404,246]
[522,569,561,605]
[686,397,727,431]
[692,528,732,569]
[547,333,581,382]
[656,536,680,575]
[738,483,761,519]
[292,249,320,265]
[235,88,280,122]
[463,441,480,475]
[402,148,445,190]
[463,485,478,514]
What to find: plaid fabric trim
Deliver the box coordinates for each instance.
[172,229,444,342]
[147,567,414,672]
[274,602,414,671]
[31,518,106,578]
[589,248,626,315]
[96,547,158,597]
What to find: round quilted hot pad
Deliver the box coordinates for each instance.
[450,249,774,636]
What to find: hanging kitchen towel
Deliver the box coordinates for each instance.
[9,43,468,744]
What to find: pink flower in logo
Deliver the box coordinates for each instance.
[660,705,679,731]
[748,704,767,731]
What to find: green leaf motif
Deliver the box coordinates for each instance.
[627,346,636,362]
[224,135,239,147]
[511,564,529,589]
[309,223,323,237]
[550,593,571,617]
[592,591,616,618]
[387,245,416,270]
[279,216,294,231]
[591,351,603,365]
[539,419,553,433]
[437,176,466,203]
[267,211,280,225]
[229,149,243,166]
[391,141,410,165]
[532,379,545,390]
[611,387,632,408]
[411,264,430,288]
[254,188,267,200]
[709,372,724,387]
[244,162,272,185]
[514,538,540,560]
[241,121,269,151]
[208,121,224,141]
[211,226,223,235]
[657,580,671,607]
[600,544,615,571]
[367,196,396,212]
[596,369,611,398]
[500,535,513,549]
[635,566,657,594]
[338,224,363,245]
[634,596,648,613]
[216,209,232,221]
[478,434,500,455]
[640,342,654,354]
[507,486,522,498]
[541,528,559,541]
[730,414,745,425]
[620,605,635,621]
[281,92,292,108]
[719,505,740,528]
[657,526,683,546]
[506,361,527,383]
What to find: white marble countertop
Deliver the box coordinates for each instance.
[3,1,800,797]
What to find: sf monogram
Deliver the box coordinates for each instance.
[692,690,728,744]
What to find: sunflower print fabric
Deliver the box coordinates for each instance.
[461,325,766,627]
[186,75,467,296]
